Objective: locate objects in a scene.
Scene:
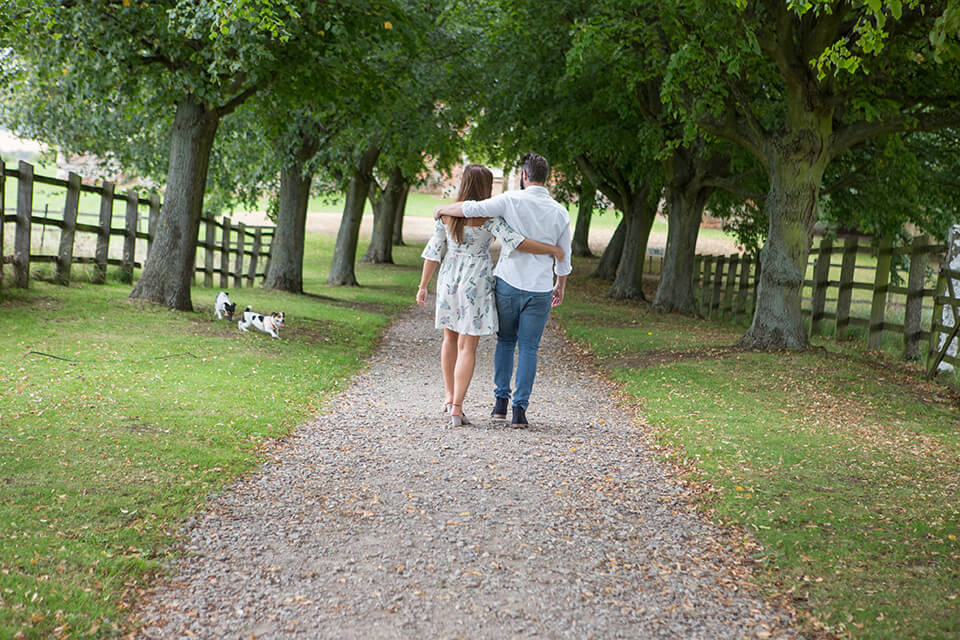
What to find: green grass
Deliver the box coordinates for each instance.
[553,261,960,640]
[0,233,423,640]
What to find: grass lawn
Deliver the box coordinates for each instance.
[0,234,423,640]
[552,257,960,640]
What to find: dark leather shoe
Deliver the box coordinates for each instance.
[491,397,508,420]
[511,405,528,428]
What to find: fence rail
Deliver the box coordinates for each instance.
[0,161,273,289]
[690,234,957,378]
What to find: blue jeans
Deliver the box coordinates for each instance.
[493,277,552,409]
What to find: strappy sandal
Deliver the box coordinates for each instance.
[449,403,472,427]
[441,401,453,415]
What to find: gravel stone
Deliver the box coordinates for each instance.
[136,303,800,639]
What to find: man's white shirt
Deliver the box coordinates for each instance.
[461,186,573,293]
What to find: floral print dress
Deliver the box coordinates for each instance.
[421,218,525,336]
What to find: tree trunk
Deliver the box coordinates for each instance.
[573,180,595,257]
[328,144,381,286]
[361,166,404,263]
[739,152,827,350]
[652,185,709,315]
[129,97,219,310]
[392,181,409,246]
[263,138,318,293]
[608,188,655,300]
[593,216,625,280]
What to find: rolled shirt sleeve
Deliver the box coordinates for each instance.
[555,222,573,277]
[482,218,525,258]
[421,219,448,262]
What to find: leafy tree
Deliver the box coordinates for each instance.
[326,0,468,284]
[468,0,663,300]
[663,0,960,348]
[2,1,385,309]
[566,1,765,314]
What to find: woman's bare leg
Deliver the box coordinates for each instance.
[451,334,481,416]
[441,329,458,406]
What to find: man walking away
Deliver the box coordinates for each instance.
[433,153,572,427]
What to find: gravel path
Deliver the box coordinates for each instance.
[136,303,799,639]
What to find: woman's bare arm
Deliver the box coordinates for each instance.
[417,260,439,306]
[516,238,565,262]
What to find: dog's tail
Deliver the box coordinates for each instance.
[244,305,252,311]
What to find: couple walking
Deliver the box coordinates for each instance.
[417,153,572,427]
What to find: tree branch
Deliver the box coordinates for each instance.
[830,109,960,160]
[575,154,623,211]
[215,83,262,118]
[701,175,765,202]
[698,105,767,167]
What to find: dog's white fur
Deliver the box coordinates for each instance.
[214,291,236,320]
[238,306,285,339]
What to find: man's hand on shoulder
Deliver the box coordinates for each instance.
[434,202,465,219]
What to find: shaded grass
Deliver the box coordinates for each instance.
[0,234,423,639]
[552,261,960,640]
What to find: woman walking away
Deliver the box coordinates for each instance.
[416,165,564,427]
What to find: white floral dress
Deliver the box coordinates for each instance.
[421,218,525,336]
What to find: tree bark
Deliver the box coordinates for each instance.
[361,165,404,263]
[573,180,595,257]
[652,185,708,315]
[608,188,655,300]
[263,137,318,293]
[129,97,219,310]
[739,137,829,350]
[593,216,625,280]
[392,181,409,246]
[327,144,381,286]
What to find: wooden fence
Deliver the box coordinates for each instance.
[688,235,959,376]
[0,161,273,289]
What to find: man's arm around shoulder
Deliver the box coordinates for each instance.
[433,193,510,219]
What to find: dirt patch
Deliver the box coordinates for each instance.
[602,345,745,369]
[300,292,392,316]
[0,293,64,312]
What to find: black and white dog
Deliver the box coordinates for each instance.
[214,291,237,320]
[238,306,285,339]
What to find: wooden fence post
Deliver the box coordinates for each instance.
[736,255,751,315]
[247,228,261,286]
[203,215,215,288]
[723,254,739,316]
[836,237,858,340]
[261,231,273,279]
[711,256,725,318]
[0,166,5,283]
[146,194,160,260]
[868,237,893,349]
[701,255,714,316]
[121,189,138,283]
[220,217,231,289]
[927,269,947,372]
[903,235,929,360]
[56,172,81,285]
[810,237,832,335]
[13,161,34,288]
[93,181,114,284]
[234,222,246,288]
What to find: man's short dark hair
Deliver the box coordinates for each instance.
[521,152,549,184]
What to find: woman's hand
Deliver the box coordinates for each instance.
[550,245,565,262]
[416,286,428,306]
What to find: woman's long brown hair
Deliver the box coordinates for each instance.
[446,164,493,244]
